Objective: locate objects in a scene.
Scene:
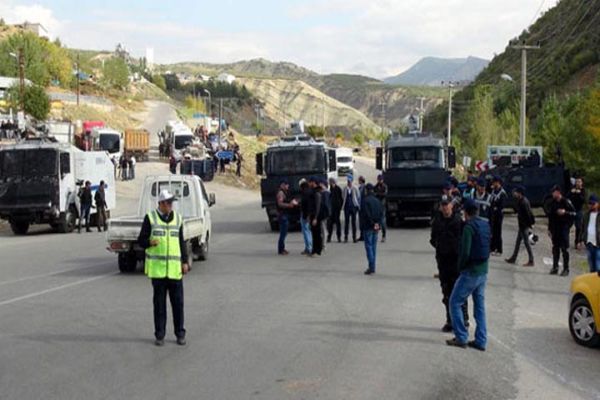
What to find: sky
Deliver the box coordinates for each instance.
[1,0,559,78]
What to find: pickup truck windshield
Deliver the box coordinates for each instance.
[268,147,325,175]
[0,149,58,178]
[174,135,194,150]
[337,156,353,163]
[389,146,441,169]
[98,134,121,154]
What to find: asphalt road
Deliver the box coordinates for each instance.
[1,102,599,400]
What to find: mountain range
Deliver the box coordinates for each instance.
[384,56,490,86]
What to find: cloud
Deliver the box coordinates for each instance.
[0,1,64,39]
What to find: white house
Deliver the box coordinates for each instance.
[216,73,236,84]
[12,22,49,38]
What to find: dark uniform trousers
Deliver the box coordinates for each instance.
[551,228,570,270]
[437,254,469,325]
[327,209,342,241]
[152,278,186,340]
[490,212,504,253]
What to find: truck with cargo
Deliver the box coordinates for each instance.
[376,133,456,224]
[256,135,337,231]
[0,139,116,235]
[106,175,215,273]
[124,129,150,161]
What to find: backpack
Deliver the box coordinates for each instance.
[467,218,491,264]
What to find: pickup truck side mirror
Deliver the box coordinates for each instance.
[375,147,383,171]
[256,153,264,176]
[447,146,456,169]
[208,193,216,207]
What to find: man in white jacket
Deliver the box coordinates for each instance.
[342,175,361,243]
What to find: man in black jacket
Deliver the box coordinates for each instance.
[360,184,384,275]
[489,176,507,256]
[78,181,93,233]
[548,185,576,276]
[568,177,586,249]
[374,175,388,243]
[505,186,535,266]
[309,177,324,256]
[430,196,469,332]
[327,178,343,243]
[94,180,108,232]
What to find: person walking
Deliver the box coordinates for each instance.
[78,181,93,233]
[120,155,128,181]
[235,151,243,177]
[583,195,600,273]
[568,178,586,249]
[342,176,360,243]
[130,155,136,180]
[548,185,576,276]
[360,184,384,275]
[430,196,469,332]
[299,179,314,255]
[489,176,508,256]
[446,199,490,351]
[327,178,343,243]
[276,180,298,255]
[309,177,324,256]
[505,186,536,267]
[374,174,388,243]
[94,180,109,232]
[137,190,189,346]
[357,176,367,241]
[473,178,491,221]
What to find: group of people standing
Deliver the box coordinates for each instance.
[114,154,136,181]
[0,120,18,140]
[77,180,109,233]
[275,173,387,275]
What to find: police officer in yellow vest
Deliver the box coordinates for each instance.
[138,189,190,346]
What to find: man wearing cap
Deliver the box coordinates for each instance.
[360,183,384,275]
[327,178,343,243]
[474,178,491,221]
[138,190,190,346]
[276,179,298,255]
[447,199,490,351]
[505,186,536,267]
[342,175,361,243]
[489,176,508,256]
[462,176,476,200]
[374,175,388,243]
[430,196,469,332]
[548,185,576,276]
[582,194,600,273]
[443,181,462,214]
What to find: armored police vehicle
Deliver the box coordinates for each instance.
[376,133,455,224]
[256,135,337,231]
[0,139,115,235]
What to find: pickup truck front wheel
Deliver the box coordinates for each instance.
[118,251,138,273]
[198,234,209,261]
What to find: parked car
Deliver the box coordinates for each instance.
[569,272,600,347]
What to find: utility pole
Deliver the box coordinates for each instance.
[442,81,458,146]
[76,53,80,106]
[379,101,386,142]
[321,97,325,130]
[18,48,25,112]
[511,42,540,146]
[417,97,426,133]
[218,98,223,145]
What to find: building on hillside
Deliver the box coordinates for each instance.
[217,73,236,84]
[11,22,48,38]
[198,74,211,82]
[145,47,155,71]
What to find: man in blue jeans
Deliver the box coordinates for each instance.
[299,179,313,255]
[360,184,384,275]
[447,199,490,351]
[583,194,600,272]
[276,180,298,255]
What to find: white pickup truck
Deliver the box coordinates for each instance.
[107,175,215,273]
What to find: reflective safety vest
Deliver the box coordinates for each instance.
[145,210,183,280]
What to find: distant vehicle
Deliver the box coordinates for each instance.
[479,146,570,210]
[46,121,75,144]
[106,175,215,273]
[569,273,600,347]
[124,129,150,161]
[336,147,354,176]
[290,120,305,135]
[166,121,196,160]
[376,132,456,223]
[0,140,116,235]
[256,135,337,231]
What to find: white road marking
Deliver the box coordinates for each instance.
[0,264,110,287]
[0,272,117,307]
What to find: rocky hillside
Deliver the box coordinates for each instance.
[237,77,379,131]
[161,59,445,128]
[384,56,489,86]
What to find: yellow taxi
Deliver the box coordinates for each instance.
[569,272,600,347]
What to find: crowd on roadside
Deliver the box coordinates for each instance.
[112,153,137,181]
[0,120,18,140]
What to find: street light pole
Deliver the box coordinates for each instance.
[442,81,458,146]
[76,53,80,107]
[17,49,25,112]
[511,42,540,146]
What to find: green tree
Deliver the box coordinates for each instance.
[101,57,129,89]
[306,125,326,138]
[152,74,167,91]
[7,84,50,120]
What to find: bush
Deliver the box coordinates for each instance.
[101,57,129,89]
[352,132,365,146]
[151,74,166,91]
[8,84,50,120]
